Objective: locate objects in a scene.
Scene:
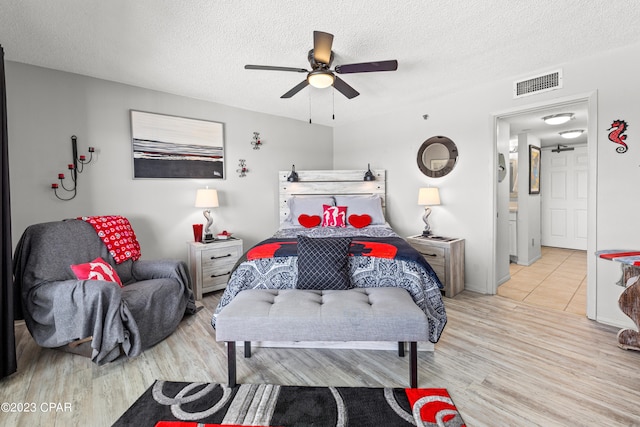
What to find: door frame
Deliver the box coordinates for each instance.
[491,91,598,320]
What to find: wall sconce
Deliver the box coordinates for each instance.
[418,187,441,236]
[237,159,248,177]
[195,187,219,242]
[51,135,95,201]
[287,164,299,182]
[251,132,262,149]
[363,164,376,181]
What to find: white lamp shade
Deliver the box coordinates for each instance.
[418,187,441,206]
[195,188,219,208]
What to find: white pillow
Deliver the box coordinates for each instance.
[287,196,335,226]
[334,195,385,225]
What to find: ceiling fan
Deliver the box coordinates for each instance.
[244,31,398,99]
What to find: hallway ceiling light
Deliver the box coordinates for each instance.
[559,129,584,139]
[542,113,574,125]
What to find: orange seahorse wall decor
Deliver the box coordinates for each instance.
[608,119,629,153]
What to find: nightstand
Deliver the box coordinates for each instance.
[406,235,465,298]
[187,238,243,300]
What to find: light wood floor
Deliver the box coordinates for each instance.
[2,290,639,427]
[498,246,587,316]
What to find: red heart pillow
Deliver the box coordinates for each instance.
[298,214,322,228]
[348,214,372,228]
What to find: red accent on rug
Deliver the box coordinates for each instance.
[405,387,466,425]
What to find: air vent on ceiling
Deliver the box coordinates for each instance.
[513,69,563,98]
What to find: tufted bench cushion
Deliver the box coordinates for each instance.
[215,287,429,387]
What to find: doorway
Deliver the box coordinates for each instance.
[492,93,597,319]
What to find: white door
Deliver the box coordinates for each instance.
[541,145,588,250]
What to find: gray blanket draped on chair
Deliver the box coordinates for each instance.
[13,219,196,364]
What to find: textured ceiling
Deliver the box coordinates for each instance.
[1,1,639,128]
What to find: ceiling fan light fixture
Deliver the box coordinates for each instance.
[559,129,584,139]
[542,113,574,125]
[307,70,335,89]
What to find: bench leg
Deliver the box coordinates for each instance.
[409,341,418,388]
[398,342,405,357]
[244,341,251,358]
[227,341,237,387]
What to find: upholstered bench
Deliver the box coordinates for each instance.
[215,287,430,388]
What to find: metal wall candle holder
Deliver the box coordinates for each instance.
[237,159,248,177]
[51,135,95,201]
[251,132,262,149]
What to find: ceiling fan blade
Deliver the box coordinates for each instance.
[245,65,308,73]
[281,80,310,98]
[333,76,359,99]
[313,31,334,64]
[335,60,398,74]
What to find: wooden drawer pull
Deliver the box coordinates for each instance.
[211,253,232,260]
[423,253,438,257]
[211,272,231,278]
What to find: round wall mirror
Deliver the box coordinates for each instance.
[417,135,458,178]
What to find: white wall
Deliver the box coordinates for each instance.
[495,120,511,284]
[334,41,640,329]
[516,133,542,266]
[6,62,333,261]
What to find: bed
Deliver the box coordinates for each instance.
[211,169,447,349]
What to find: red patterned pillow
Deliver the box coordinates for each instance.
[322,205,347,227]
[70,257,123,287]
[348,214,372,228]
[298,214,322,228]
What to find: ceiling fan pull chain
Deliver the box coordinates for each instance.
[309,91,312,124]
[332,89,335,120]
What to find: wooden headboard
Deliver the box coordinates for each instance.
[278,169,386,224]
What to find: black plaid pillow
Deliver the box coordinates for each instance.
[296,236,352,290]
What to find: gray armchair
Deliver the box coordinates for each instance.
[13,219,196,364]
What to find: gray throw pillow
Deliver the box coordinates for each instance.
[296,236,352,290]
[334,195,385,225]
[287,196,336,225]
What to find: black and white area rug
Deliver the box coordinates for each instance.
[112,380,465,426]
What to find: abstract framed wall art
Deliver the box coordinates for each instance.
[130,110,225,179]
[529,145,541,194]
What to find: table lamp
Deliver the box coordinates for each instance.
[195,187,219,242]
[418,187,441,236]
